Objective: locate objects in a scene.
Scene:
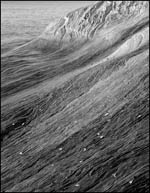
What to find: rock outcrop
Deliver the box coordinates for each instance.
[41,1,149,44]
[8,1,149,54]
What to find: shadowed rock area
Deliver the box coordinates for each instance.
[1,1,149,192]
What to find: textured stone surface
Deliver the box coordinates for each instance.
[1,1,149,192]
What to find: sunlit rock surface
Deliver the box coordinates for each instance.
[1,1,149,192]
[41,1,149,45]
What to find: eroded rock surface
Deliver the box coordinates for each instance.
[1,1,149,192]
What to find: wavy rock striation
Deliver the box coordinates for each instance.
[1,1,149,192]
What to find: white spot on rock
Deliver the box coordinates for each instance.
[64,16,69,24]
[59,147,63,151]
[112,173,116,177]
[19,152,23,155]
[129,180,133,184]
[83,148,87,151]
[104,112,109,116]
[75,183,80,187]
